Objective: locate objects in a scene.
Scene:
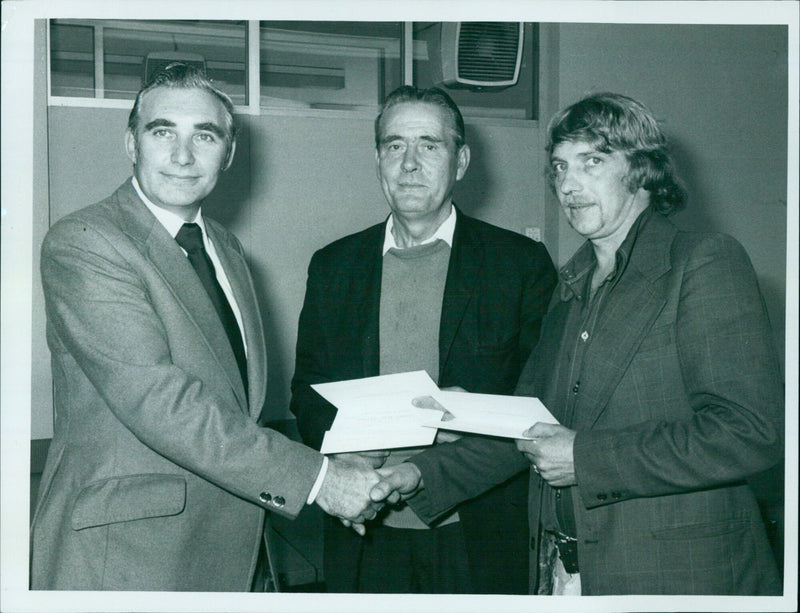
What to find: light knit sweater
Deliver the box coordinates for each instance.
[379,239,459,529]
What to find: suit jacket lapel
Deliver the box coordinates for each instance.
[115,181,249,412]
[205,220,267,418]
[571,215,677,430]
[439,212,482,376]
[360,224,384,376]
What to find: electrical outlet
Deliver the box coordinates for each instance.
[524,226,541,242]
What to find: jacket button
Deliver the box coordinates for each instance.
[259,492,272,504]
[596,493,607,501]
[611,492,622,499]
[273,496,286,507]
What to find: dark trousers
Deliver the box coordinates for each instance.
[324,516,473,593]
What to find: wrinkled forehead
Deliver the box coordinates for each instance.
[379,102,458,141]
[137,86,232,134]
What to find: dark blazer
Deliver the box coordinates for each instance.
[31,180,324,591]
[409,211,783,595]
[290,209,557,593]
[520,213,783,594]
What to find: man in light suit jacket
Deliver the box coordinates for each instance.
[291,86,557,593]
[30,64,386,592]
[377,92,783,595]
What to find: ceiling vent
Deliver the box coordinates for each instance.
[440,22,523,89]
[144,51,207,86]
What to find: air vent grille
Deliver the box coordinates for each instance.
[457,23,521,82]
[440,22,523,89]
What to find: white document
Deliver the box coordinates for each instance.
[313,371,443,454]
[424,391,559,440]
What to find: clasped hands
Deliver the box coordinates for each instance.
[314,392,464,535]
[314,452,423,536]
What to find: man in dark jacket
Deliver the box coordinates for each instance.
[291,85,557,593]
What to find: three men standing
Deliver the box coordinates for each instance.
[31,61,782,597]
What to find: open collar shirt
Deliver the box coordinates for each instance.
[545,207,653,538]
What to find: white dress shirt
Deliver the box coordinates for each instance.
[382,204,457,254]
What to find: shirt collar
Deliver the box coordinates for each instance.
[559,206,653,302]
[382,205,456,255]
[131,176,206,240]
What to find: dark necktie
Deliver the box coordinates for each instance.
[175,222,248,396]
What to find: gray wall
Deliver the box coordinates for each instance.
[33,22,788,438]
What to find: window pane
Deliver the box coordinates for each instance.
[50,20,248,104]
[50,22,95,98]
[259,21,403,111]
[413,22,538,120]
[103,21,247,103]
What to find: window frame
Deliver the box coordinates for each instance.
[47,18,539,127]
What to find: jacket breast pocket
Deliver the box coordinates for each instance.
[71,474,186,531]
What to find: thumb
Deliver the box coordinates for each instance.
[411,395,445,412]
[528,421,559,438]
[372,467,410,504]
[369,477,397,503]
[351,523,366,536]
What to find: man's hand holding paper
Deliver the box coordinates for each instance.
[516,423,577,487]
[421,390,559,439]
[312,373,563,536]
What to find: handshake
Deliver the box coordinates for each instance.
[313,451,422,536]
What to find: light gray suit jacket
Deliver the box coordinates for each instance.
[31,180,323,591]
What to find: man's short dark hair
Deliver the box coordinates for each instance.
[546,92,685,215]
[374,85,466,150]
[127,63,237,159]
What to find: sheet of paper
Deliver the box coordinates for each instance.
[312,370,440,408]
[423,391,559,440]
[320,419,438,454]
[313,371,443,454]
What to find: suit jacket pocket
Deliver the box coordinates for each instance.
[650,518,749,540]
[71,473,187,531]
